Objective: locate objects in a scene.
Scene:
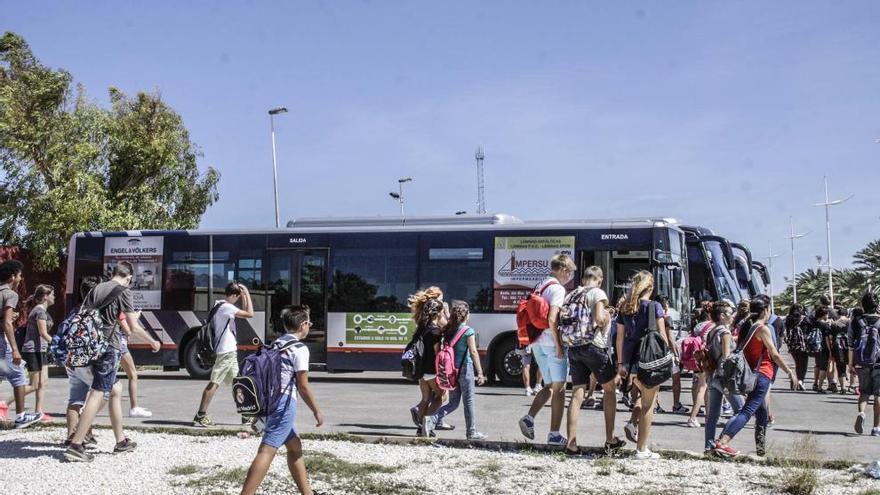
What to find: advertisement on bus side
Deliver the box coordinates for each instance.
[103,236,164,309]
[493,235,575,310]
[344,312,415,346]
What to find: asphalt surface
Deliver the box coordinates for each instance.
[17,359,879,463]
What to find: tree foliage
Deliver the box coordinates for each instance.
[775,242,880,314]
[0,32,219,269]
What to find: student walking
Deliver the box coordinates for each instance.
[430,301,487,440]
[12,285,56,421]
[563,266,626,455]
[63,277,102,447]
[407,287,449,437]
[118,315,153,417]
[64,262,162,462]
[683,305,713,428]
[241,305,324,495]
[713,298,798,458]
[0,260,42,428]
[193,282,254,427]
[702,301,745,452]
[784,304,811,389]
[518,254,576,446]
[850,292,880,436]
[616,270,669,460]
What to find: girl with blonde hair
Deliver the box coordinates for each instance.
[407,287,449,436]
[616,271,668,459]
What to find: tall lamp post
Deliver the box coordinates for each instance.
[785,217,810,305]
[765,242,781,313]
[813,176,853,307]
[268,107,288,228]
[389,177,412,217]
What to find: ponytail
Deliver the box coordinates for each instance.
[443,300,470,339]
[25,284,54,312]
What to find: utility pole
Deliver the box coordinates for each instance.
[785,217,809,305]
[475,146,486,214]
[814,176,853,307]
[389,177,412,217]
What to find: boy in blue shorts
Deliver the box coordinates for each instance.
[241,305,324,495]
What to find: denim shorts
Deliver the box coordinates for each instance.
[90,349,120,395]
[67,367,94,406]
[262,394,298,449]
[531,344,569,384]
[0,340,28,388]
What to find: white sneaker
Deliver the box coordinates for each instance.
[634,449,661,460]
[624,421,639,443]
[686,418,701,428]
[525,387,533,396]
[129,407,153,418]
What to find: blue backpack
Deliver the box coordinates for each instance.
[232,336,302,418]
[48,307,81,367]
[854,318,880,368]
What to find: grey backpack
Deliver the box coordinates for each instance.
[719,323,761,396]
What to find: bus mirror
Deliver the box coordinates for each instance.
[672,266,683,289]
[653,249,674,264]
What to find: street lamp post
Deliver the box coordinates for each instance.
[389,177,412,217]
[813,176,853,307]
[785,217,809,305]
[765,242,781,313]
[268,107,288,229]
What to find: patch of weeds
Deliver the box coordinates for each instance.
[300,431,359,442]
[305,453,399,477]
[332,477,425,495]
[167,464,201,476]
[616,463,637,475]
[593,457,615,476]
[471,460,502,482]
[183,466,248,489]
[710,467,720,476]
[775,435,821,495]
[857,490,880,495]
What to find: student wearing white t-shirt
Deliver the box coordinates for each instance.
[518,254,576,446]
[242,305,323,495]
[193,282,254,428]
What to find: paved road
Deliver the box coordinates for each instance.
[22,362,878,463]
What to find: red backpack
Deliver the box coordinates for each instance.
[435,325,472,391]
[516,281,559,345]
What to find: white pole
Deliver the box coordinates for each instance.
[814,176,854,308]
[270,115,281,229]
[786,217,809,306]
[399,181,404,217]
[766,242,780,313]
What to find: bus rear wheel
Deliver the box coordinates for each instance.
[183,338,212,380]
[492,336,523,387]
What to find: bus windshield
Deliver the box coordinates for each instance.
[750,267,768,296]
[654,229,688,331]
[703,240,740,304]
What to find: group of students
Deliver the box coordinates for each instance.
[783,292,880,437]
[508,253,803,459]
[0,259,324,495]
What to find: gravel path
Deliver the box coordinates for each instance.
[0,427,876,494]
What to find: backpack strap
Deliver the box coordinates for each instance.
[534,280,559,294]
[82,284,128,313]
[448,324,470,348]
[210,302,233,350]
[647,301,660,333]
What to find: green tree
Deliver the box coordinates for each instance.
[0,32,219,269]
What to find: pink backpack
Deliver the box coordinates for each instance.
[435,325,471,391]
[680,322,710,372]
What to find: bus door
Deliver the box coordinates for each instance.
[266,249,328,365]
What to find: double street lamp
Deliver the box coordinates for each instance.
[389,177,413,217]
[813,176,853,307]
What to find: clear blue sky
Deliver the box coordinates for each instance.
[4,1,880,294]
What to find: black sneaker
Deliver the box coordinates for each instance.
[84,432,98,448]
[113,438,138,453]
[755,425,767,457]
[64,443,95,463]
[605,437,626,454]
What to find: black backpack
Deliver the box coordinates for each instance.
[636,301,673,387]
[195,303,231,367]
[401,327,425,381]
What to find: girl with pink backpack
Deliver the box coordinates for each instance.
[681,304,714,428]
[429,301,488,440]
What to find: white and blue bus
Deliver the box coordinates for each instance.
[65,214,693,385]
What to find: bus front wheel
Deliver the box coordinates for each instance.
[183,338,212,380]
[492,336,523,387]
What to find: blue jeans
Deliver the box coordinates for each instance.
[705,380,745,450]
[433,360,476,435]
[721,373,771,440]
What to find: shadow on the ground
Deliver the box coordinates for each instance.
[141,419,198,428]
[338,423,413,432]
[0,440,65,460]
